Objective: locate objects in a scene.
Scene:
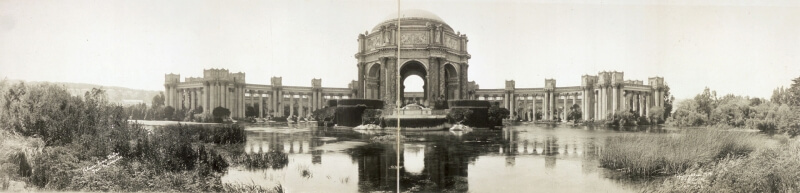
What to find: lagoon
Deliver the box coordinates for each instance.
[219,123,676,192]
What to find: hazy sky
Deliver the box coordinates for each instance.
[1,0,799,99]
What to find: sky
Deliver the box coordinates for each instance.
[1,0,799,99]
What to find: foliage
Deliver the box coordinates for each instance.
[487,106,509,126]
[312,107,336,122]
[647,141,800,193]
[151,92,165,108]
[0,81,248,191]
[606,110,638,126]
[446,108,473,124]
[361,109,383,125]
[230,150,289,170]
[163,106,175,120]
[212,107,231,123]
[566,104,582,122]
[599,130,762,177]
[648,107,665,124]
[30,147,80,189]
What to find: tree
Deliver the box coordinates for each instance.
[695,87,716,120]
[788,76,800,106]
[152,92,165,107]
[567,104,582,123]
[648,107,666,124]
[488,106,510,126]
[163,106,175,120]
[212,107,231,123]
[447,108,474,125]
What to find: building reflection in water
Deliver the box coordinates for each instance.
[232,124,626,192]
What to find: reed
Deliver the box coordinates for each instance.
[599,129,763,177]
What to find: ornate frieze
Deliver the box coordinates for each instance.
[400,31,429,45]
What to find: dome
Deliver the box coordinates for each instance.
[382,9,445,23]
[371,9,453,33]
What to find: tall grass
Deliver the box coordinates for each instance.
[599,129,763,177]
[646,141,800,193]
[222,183,283,193]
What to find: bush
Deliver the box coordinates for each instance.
[446,108,473,124]
[164,106,175,120]
[30,147,80,190]
[361,109,383,125]
[487,106,509,126]
[312,107,336,123]
[212,107,231,123]
[607,110,638,126]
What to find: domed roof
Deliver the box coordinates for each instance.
[372,9,453,33]
[382,9,445,23]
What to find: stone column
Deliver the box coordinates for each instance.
[562,95,567,121]
[257,91,263,118]
[594,90,599,120]
[510,93,515,119]
[278,90,283,116]
[531,95,537,121]
[646,94,651,115]
[289,94,294,116]
[612,86,618,115]
[271,90,277,116]
[190,89,196,110]
[311,91,316,111]
[298,94,304,118]
[238,86,243,117]
[549,92,554,120]
[504,93,509,109]
[540,95,546,121]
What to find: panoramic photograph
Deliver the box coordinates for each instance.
[2,0,800,192]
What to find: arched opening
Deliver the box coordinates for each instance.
[402,74,425,106]
[400,61,427,107]
[444,64,459,100]
[366,64,381,100]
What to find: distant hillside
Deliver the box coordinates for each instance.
[8,80,161,106]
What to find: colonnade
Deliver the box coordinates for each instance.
[241,89,349,118]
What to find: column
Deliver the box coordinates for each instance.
[562,95,567,121]
[549,92,554,120]
[510,94,515,119]
[311,91,316,111]
[271,90,277,116]
[298,94,304,117]
[289,94,294,116]
[540,95,546,121]
[190,89,196,110]
[233,86,239,117]
[594,90,599,120]
[646,94,651,115]
[612,86,618,115]
[530,95,536,121]
[504,93,509,109]
[258,91,263,118]
[278,90,283,116]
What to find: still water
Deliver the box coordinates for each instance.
[222,123,668,193]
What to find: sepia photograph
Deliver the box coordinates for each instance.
[1,0,800,192]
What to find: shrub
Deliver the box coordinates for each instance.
[312,107,336,122]
[446,108,473,124]
[30,147,80,190]
[164,106,175,120]
[488,107,510,126]
[361,109,383,125]
[212,107,231,123]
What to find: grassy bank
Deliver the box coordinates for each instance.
[599,129,764,177]
[645,140,800,192]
